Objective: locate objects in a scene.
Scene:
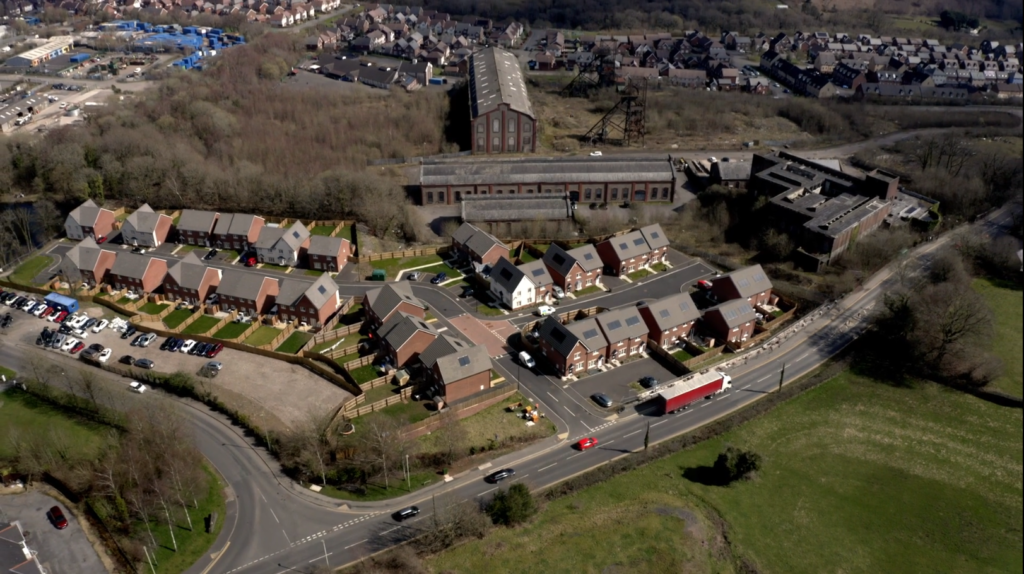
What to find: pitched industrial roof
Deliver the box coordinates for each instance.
[124,204,166,234]
[462,195,573,222]
[601,230,652,261]
[638,224,670,251]
[365,282,425,319]
[307,235,350,257]
[422,156,674,186]
[638,292,700,330]
[167,251,217,290]
[453,222,507,256]
[435,343,492,384]
[469,47,534,119]
[716,264,773,298]
[67,199,108,227]
[110,253,160,280]
[711,160,752,181]
[378,312,438,350]
[706,299,756,328]
[543,243,601,277]
[595,307,649,343]
[217,268,275,301]
[176,209,219,233]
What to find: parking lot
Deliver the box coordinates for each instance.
[564,356,680,410]
[1,291,353,431]
[0,490,106,574]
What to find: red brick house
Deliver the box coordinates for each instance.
[420,335,493,402]
[537,316,609,377]
[216,269,280,315]
[365,282,426,327]
[121,204,173,248]
[702,299,756,344]
[176,210,220,246]
[450,222,508,268]
[377,312,440,367]
[275,274,341,327]
[64,199,115,241]
[637,292,700,347]
[63,237,116,287]
[164,252,221,305]
[107,253,168,294]
[595,223,670,276]
[542,243,602,293]
[213,214,265,251]
[709,264,774,307]
[595,307,649,362]
[307,235,351,273]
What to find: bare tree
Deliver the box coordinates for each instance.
[912,282,993,368]
[357,415,412,490]
[432,409,467,467]
[301,407,338,486]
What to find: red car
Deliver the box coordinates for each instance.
[95,235,107,244]
[697,279,713,290]
[70,341,85,354]
[48,506,69,529]
[55,311,69,323]
[41,307,55,318]
[244,257,257,267]
[206,342,224,358]
[576,437,599,450]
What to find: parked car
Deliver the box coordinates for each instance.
[61,337,79,352]
[88,343,104,353]
[131,246,147,254]
[138,333,157,347]
[92,319,108,333]
[206,343,223,358]
[70,341,85,354]
[392,506,420,521]
[98,348,112,363]
[203,249,218,261]
[134,358,155,369]
[131,334,145,347]
[161,337,176,351]
[551,286,565,299]
[96,235,107,244]
[54,311,68,323]
[48,506,69,530]
[591,393,613,408]
[517,351,536,369]
[536,305,556,317]
[244,257,257,267]
[430,272,447,284]
[120,355,135,365]
[485,468,516,483]
[180,339,196,354]
[50,333,66,349]
[129,381,146,393]
[407,271,421,281]
[576,437,599,450]
[121,325,137,339]
[697,279,713,290]
[639,376,659,388]
[205,361,223,372]
[171,338,185,352]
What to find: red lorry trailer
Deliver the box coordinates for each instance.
[655,370,733,415]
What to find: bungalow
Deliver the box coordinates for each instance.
[594,306,649,362]
[542,243,603,293]
[420,335,493,402]
[637,292,700,348]
[275,274,341,327]
[702,299,756,344]
[64,199,115,241]
[215,269,279,315]
[489,258,553,310]
[709,264,774,307]
[120,204,173,248]
[537,315,609,377]
[253,221,311,267]
[176,209,219,246]
[595,223,670,276]
[306,235,351,273]
[450,222,508,268]
[377,311,439,367]
[63,237,116,286]
[365,281,426,327]
[108,253,168,294]
[213,214,265,251]
[164,251,221,305]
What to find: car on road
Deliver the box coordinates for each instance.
[392,506,420,521]
[639,376,659,388]
[203,249,218,261]
[48,506,69,530]
[180,339,196,354]
[536,305,556,317]
[129,381,146,393]
[696,279,713,290]
[591,393,613,408]
[485,468,516,483]
[517,351,536,369]
[430,272,447,284]
[407,271,421,281]
[134,358,155,369]
[98,348,112,363]
[590,150,603,156]
[576,437,599,450]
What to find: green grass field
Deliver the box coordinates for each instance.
[213,322,251,340]
[672,348,695,362]
[137,302,169,315]
[419,392,555,454]
[348,363,380,384]
[371,254,443,279]
[275,331,312,354]
[416,263,460,280]
[627,269,653,281]
[572,285,602,297]
[309,225,336,236]
[360,383,398,404]
[477,304,506,317]
[182,316,221,336]
[973,278,1022,397]
[319,470,439,502]
[162,308,195,329]
[243,326,281,347]
[305,269,325,276]
[0,388,111,460]
[149,464,226,574]
[9,255,53,285]
[429,371,1023,573]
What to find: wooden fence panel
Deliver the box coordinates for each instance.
[343,355,374,370]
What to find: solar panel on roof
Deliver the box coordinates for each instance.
[292,230,301,238]
[457,355,471,367]
[650,231,660,239]
[625,316,641,327]
[619,243,628,250]
[659,309,671,319]
[606,319,622,331]
[753,273,766,282]
[582,328,599,339]
[737,278,751,288]
[531,268,546,277]
[552,253,566,265]
[317,285,327,295]
[583,252,594,260]
[633,238,646,247]
[679,302,691,311]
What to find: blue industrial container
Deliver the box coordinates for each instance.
[183,26,198,35]
[69,53,90,63]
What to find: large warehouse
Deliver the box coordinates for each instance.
[418,156,676,205]
[5,36,74,67]
[469,47,537,154]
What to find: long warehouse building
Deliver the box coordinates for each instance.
[468,47,537,154]
[418,156,676,205]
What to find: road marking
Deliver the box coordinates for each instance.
[476,487,498,497]
[624,430,642,437]
[652,421,667,426]
[567,452,583,459]
[546,391,560,403]
[344,540,367,550]
[257,489,267,503]
[741,384,751,390]
[797,352,809,361]
[308,552,334,562]
[281,530,291,545]
[380,526,400,535]
[757,375,770,383]
[538,463,557,472]
[269,508,280,524]
[602,440,615,445]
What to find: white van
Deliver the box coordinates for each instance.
[518,351,536,369]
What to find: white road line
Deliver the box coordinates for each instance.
[538,463,557,472]
[344,540,367,550]
[567,452,583,459]
[308,552,333,562]
[624,430,642,437]
[797,352,809,361]
[757,375,771,383]
[380,526,400,535]
[741,384,751,390]
[603,440,615,445]
[546,391,560,403]
[269,508,280,524]
[476,487,498,497]
[281,530,291,545]
[652,420,667,426]
[257,489,267,503]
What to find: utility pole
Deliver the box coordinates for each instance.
[778,363,786,392]
[405,454,411,491]
[643,421,650,451]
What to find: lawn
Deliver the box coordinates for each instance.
[477,304,506,317]
[8,255,53,285]
[318,470,439,502]
[137,302,169,315]
[375,398,433,424]
[337,303,364,326]
[416,263,460,280]
[148,464,226,574]
[181,315,221,336]
[371,253,443,280]
[244,326,282,347]
[305,269,325,277]
[429,371,1024,574]
[973,278,1022,397]
[419,392,556,454]
[360,383,399,404]
[309,225,336,236]
[261,262,293,272]
[651,262,669,272]
[333,352,360,368]
[311,330,366,353]
[627,268,653,281]
[162,308,195,329]
[672,348,695,362]
[0,388,111,460]
[572,285,603,297]
[213,322,252,340]
[348,363,381,384]
[275,331,313,354]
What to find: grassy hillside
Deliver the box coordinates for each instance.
[427,372,1023,573]
[973,278,1023,397]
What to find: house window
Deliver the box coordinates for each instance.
[662,187,670,198]
[492,118,500,132]
[476,137,484,151]
[595,189,602,199]
[477,122,485,133]
[576,362,584,372]
[508,118,516,132]
[612,188,619,199]
[573,352,581,360]
[437,191,445,203]
[584,189,592,200]
[492,136,500,148]
[426,191,434,204]
[507,136,516,151]
[523,135,532,148]
[524,122,532,133]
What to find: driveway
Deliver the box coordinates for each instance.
[0,490,106,574]
[448,314,513,358]
[565,356,679,413]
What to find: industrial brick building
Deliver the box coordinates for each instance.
[418,156,676,205]
[469,47,537,154]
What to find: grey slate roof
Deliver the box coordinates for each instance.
[125,204,163,234]
[378,312,438,350]
[602,230,653,260]
[422,156,674,186]
[595,307,649,343]
[638,292,700,330]
[217,268,274,301]
[110,252,158,280]
[490,258,553,293]
[253,227,286,250]
[462,195,573,222]
[176,209,219,234]
[435,343,492,384]
[167,251,215,290]
[469,47,534,119]
[711,160,752,182]
[543,243,601,277]
[66,237,105,272]
[716,264,773,298]
[255,221,309,252]
[706,299,756,328]
[418,334,472,370]
[365,282,425,319]
[281,221,311,250]
[214,213,263,237]
[68,199,105,227]
[307,235,349,257]
[453,222,507,256]
[638,224,670,251]
[275,273,338,310]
